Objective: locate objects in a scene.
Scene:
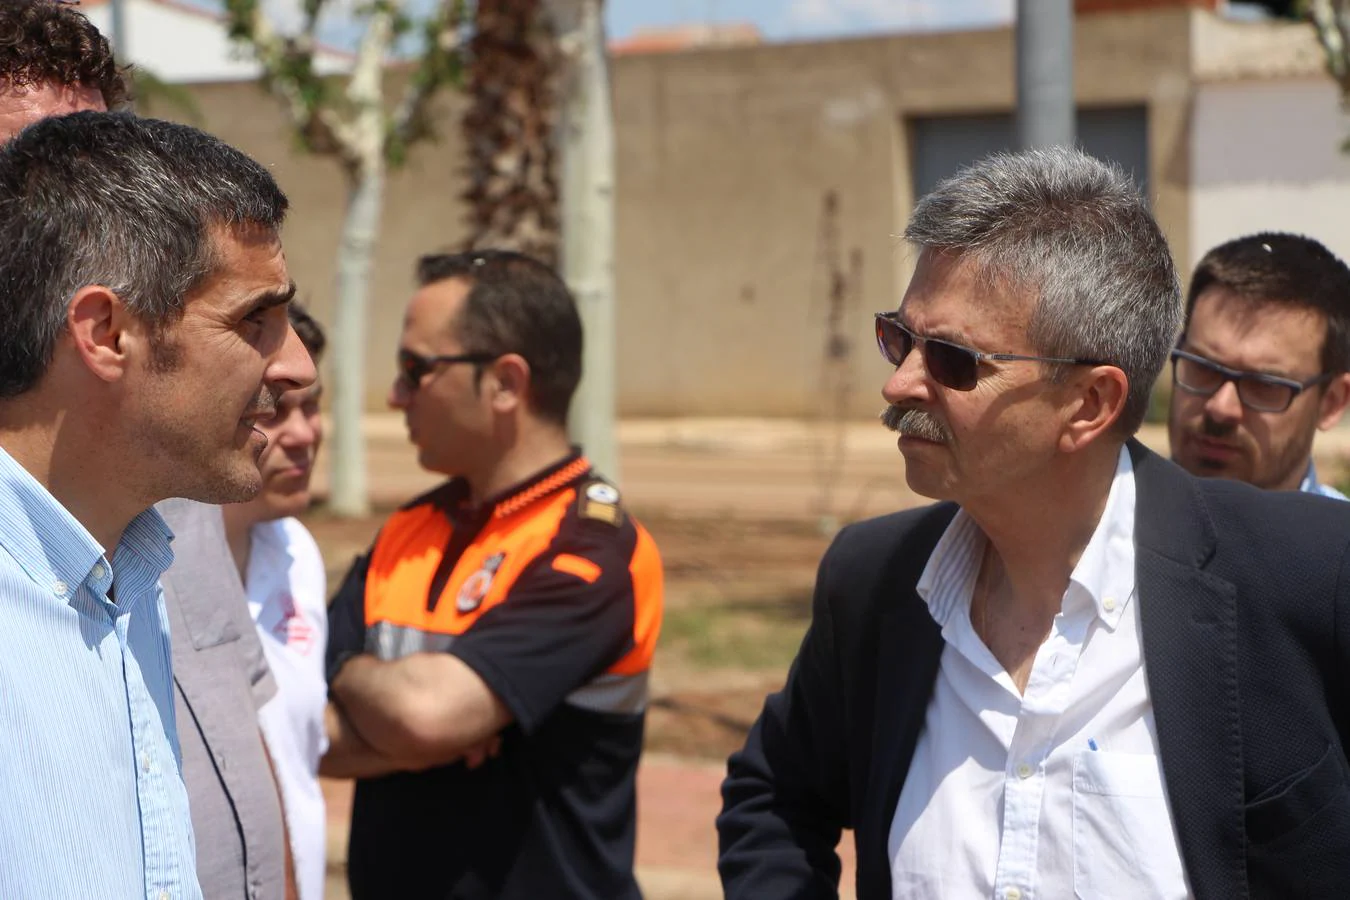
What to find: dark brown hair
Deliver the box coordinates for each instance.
[416,249,581,425]
[1187,232,1350,374]
[289,301,326,362]
[0,0,130,110]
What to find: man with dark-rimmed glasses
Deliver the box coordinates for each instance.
[720,148,1350,899]
[1167,232,1350,496]
[322,249,664,899]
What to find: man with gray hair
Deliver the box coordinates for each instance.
[0,111,314,898]
[718,147,1350,898]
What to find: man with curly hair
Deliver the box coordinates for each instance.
[0,0,129,139]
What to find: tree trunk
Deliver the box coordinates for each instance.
[462,0,562,266]
[329,161,384,517]
[327,10,395,518]
[553,0,617,481]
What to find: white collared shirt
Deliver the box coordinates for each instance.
[888,448,1191,900]
[248,517,329,900]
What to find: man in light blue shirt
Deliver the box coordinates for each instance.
[0,110,315,900]
[1168,232,1350,499]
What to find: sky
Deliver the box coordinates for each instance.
[605,0,1015,42]
[219,0,1017,48]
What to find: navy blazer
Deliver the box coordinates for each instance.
[718,441,1350,899]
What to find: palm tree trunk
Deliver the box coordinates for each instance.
[462,0,562,266]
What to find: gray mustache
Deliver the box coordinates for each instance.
[880,406,951,443]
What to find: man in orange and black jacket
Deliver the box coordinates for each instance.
[322,250,663,900]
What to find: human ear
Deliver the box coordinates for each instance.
[1058,365,1130,453]
[66,286,134,383]
[488,354,531,414]
[1317,372,1350,431]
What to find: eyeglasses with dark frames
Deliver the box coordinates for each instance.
[396,348,498,390]
[874,311,1109,391]
[1170,347,1334,413]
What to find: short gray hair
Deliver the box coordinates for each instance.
[0,111,289,397]
[905,146,1181,435]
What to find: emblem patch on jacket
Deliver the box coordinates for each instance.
[579,481,624,526]
[457,552,506,613]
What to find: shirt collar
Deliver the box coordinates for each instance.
[1300,461,1321,494]
[1066,446,1136,629]
[916,445,1136,631]
[441,449,593,521]
[1298,460,1349,500]
[0,445,173,600]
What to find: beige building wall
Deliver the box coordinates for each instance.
[1187,9,1350,272]
[174,7,1194,418]
[1190,78,1350,270]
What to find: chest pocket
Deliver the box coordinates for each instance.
[1072,750,1190,899]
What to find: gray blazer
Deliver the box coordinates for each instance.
[158,499,288,900]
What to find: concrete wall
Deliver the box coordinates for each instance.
[611,9,1192,417]
[1189,77,1350,270]
[173,8,1194,418]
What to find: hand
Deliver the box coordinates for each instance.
[462,735,502,770]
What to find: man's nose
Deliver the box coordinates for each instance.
[1203,379,1244,423]
[269,322,317,394]
[389,376,411,410]
[277,410,317,449]
[881,343,932,408]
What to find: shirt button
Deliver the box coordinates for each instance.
[1103,596,1117,612]
[159,890,171,900]
[140,753,152,774]
[1006,889,1023,900]
[92,563,107,580]
[52,579,68,597]
[1015,763,1033,779]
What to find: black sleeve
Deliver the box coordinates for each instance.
[449,518,638,734]
[716,532,852,899]
[326,550,371,686]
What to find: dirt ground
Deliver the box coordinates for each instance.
[308,415,1350,898]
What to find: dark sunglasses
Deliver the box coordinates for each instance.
[1170,347,1333,413]
[874,312,1109,391]
[396,348,497,389]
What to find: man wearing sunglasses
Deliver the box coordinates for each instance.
[1167,232,1350,498]
[720,148,1350,899]
[321,250,664,899]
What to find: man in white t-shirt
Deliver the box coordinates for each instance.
[223,303,329,900]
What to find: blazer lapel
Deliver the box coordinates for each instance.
[857,508,950,898]
[1131,443,1247,900]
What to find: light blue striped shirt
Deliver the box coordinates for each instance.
[1300,461,1347,501]
[0,446,202,900]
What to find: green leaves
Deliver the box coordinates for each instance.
[226,0,466,171]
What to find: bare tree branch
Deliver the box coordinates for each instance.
[335,3,398,176]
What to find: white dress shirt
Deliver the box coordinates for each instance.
[248,517,330,900]
[888,448,1191,900]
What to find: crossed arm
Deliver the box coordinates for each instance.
[320,652,512,779]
